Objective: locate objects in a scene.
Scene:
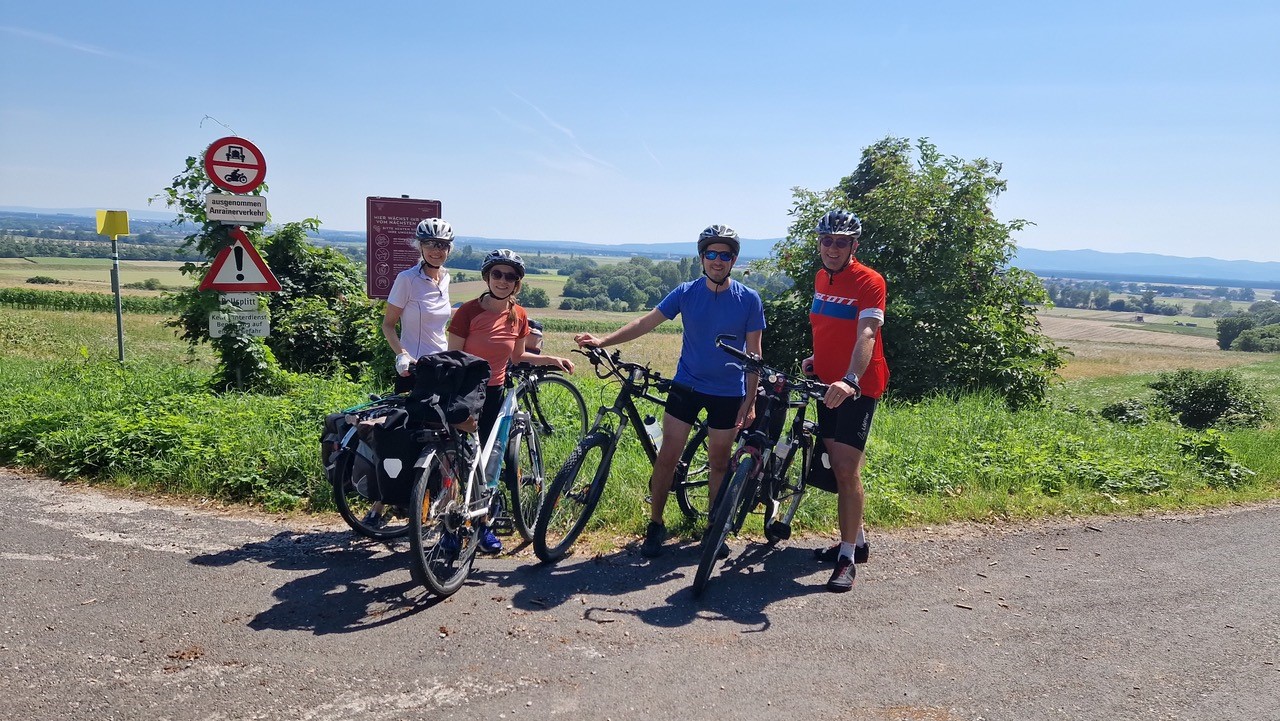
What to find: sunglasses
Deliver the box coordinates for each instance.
[488,269,520,282]
[702,250,735,262]
[820,236,854,249]
[420,240,452,250]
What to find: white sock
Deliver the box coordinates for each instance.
[839,541,857,560]
[856,528,866,546]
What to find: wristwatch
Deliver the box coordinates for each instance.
[841,372,860,387]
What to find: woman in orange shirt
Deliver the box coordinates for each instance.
[447,249,575,554]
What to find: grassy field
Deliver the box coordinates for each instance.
[1,301,1276,548]
[0,258,190,296]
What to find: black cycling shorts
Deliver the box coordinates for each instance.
[815,394,878,451]
[665,383,744,431]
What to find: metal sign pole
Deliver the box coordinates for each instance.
[110,234,125,362]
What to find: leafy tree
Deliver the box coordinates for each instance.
[1216,314,1255,350]
[1091,288,1110,309]
[521,285,550,308]
[769,137,1063,407]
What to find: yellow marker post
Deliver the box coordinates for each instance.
[96,210,130,362]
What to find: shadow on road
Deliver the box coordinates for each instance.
[191,530,442,634]
[474,537,827,631]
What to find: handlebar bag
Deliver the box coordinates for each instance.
[409,350,491,426]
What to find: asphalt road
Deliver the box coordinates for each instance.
[2,469,1277,721]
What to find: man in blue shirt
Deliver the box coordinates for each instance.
[574,225,765,557]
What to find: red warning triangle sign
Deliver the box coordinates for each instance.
[198,228,282,292]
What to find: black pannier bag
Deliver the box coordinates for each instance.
[806,448,839,494]
[320,411,352,483]
[358,407,420,506]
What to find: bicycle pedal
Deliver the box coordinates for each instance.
[488,516,517,536]
[767,521,792,541]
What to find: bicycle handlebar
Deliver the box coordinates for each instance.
[714,335,830,401]
[573,345,670,391]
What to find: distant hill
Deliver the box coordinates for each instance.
[5,206,1278,286]
[1013,248,1280,287]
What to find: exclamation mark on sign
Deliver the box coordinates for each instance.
[234,246,245,281]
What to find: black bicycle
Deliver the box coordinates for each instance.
[502,362,588,541]
[531,345,707,562]
[692,336,832,597]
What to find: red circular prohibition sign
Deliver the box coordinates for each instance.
[204,136,267,194]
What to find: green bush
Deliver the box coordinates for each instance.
[521,286,551,308]
[1100,398,1150,425]
[1148,368,1272,429]
[26,275,63,285]
[0,287,174,314]
[1231,325,1280,353]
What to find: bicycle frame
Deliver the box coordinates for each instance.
[579,348,670,462]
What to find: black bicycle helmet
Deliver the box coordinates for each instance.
[815,210,862,239]
[481,248,525,278]
[697,224,740,256]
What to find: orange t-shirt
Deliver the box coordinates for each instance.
[447,299,529,387]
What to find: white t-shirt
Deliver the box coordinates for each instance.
[387,264,451,359]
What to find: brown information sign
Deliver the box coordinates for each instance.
[365,196,442,299]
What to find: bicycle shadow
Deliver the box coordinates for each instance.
[190,529,441,635]
[474,537,827,631]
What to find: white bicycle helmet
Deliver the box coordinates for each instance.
[481,248,525,278]
[414,218,454,242]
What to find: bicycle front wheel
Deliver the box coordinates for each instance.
[693,455,756,597]
[503,420,543,542]
[532,431,613,563]
[673,422,710,519]
[409,454,479,598]
[521,374,587,478]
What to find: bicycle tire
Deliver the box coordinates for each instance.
[408,454,479,597]
[520,374,587,483]
[693,455,756,597]
[331,449,410,541]
[503,420,543,542]
[531,431,614,563]
[673,422,711,519]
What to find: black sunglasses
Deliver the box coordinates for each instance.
[420,239,452,250]
[488,269,520,282]
[702,250,735,262]
[820,236,854,249]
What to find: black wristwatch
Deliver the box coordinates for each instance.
[842,372,860,387]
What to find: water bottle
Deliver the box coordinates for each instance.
[484,413,512,489]
[774,435,792,461]
[642,415,662,452]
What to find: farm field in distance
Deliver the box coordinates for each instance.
[0,257,189,296]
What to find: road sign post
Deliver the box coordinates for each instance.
[96,210,130,362]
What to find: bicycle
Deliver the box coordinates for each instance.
[531,345,708,563]
[692,335,831,597]
[501,362,588,542]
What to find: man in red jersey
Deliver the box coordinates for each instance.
[801,209,888,592]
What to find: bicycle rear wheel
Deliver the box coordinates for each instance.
[673,422,710,519]
[693,455,756,597]
[332,448,410,540]
[532,431,613,563]
[503,417,543,542]
[408,454,479,597]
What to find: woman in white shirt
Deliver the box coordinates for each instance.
[382,218,454,394]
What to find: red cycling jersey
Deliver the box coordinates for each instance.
[810,258,889,398]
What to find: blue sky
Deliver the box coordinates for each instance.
[1,1,1276,260]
